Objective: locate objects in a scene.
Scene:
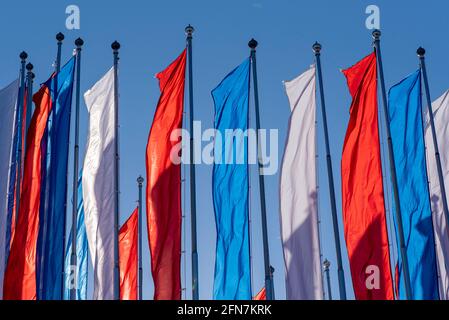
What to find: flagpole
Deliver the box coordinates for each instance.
[24,62,34,145]
[248,39,274,300]
[112,40,121,301]
[417,47,449,241]
[323,259,332,300]
[313,42,347,300]
[14,51,28,229]
[56,33,64,73]
[185,24,200,301]
[372,30,412,300]
[137,176,144,300]
[70,37,84,300]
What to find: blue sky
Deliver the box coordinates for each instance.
[1,0,449,300]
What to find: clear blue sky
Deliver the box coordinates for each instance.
[1,0,449,300]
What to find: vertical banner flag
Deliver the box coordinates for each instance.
[146,50,186,300]
[425,89,449,300]
[119,208,138,300]
[281,65,323,300]
[388,71,439,300]
[37,57,75,300]
[341,53,394,300]
[212,58,251,300]
[83,67,116,300]
[64,174,88,300]
[0,80,19,298]
[254,288,267,300]
[3,72,61,300]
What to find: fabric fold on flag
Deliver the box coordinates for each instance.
[280,65,323,300]
[425,89,449,300]
[83,67,116,300]
[63,174,88,300]
[212,58,251,300]
[119,208,138,300]
[388,70,439,300]
[3,74,57,300]
[146,50,186,300]
[0,79,19,299]
[341,52,394,300]
[254,288,266,300]
[36,57,75,300]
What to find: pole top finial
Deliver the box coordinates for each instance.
[20,51,28,60]
[75,37,84,48]
[323,259,331,270]
[185,24,194,37]
[26,62,33,71]
[248,38,258,50]
[417,47,426,58]
[137,176,144,185]
[313,41,322,54]
[372,29,381,40]
[111,41,121,51]
[56,32,65,42]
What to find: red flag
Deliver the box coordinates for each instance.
[146,50,186,300]
[3,85,53,300]
[341,53,394,300]
[254,288,266,300]
[119,208,138,300]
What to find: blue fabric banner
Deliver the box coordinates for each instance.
[63,174,88,300]
[36,57,75,300]
[388,70,439,300]
[212,58,251,300]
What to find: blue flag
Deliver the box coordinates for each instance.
[63,174,88,300]
[36,57,75,300]
[388,70,439,300]
[212,58,251,300]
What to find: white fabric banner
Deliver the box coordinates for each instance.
[280,66,323,300]
[0,79,19,299]
[425,89,449,300]
[82,68,116,300]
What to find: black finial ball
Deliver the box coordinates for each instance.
[26,63,33,71]
[75,38,84,47]
[248,38,258,49]
[137,176,144,184]
[185,24,194,36]
[313,42,322,53]
[56,32,65,42]
[111,41,121,51]
[417,47,426,57]
[20,51,28,60]
[372,29,381,39]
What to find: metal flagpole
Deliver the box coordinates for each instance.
[70,37,84,300]
[185,24,199,301]
[56,33,64,73]
[137,176,144,300]
[313,42,347,300]
[112,40,121,300]
[372,30,412,299]
[323,259,332,300]
[24,63,34,147]
[418,47,449,240]
[248,38,274,300]
[14,51,28,228]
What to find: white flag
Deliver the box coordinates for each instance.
[280,66,323,300]
[0,79,19,299]
[82,68,116,300]
[425,89,449,300]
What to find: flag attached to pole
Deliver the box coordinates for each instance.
[63,174,88,300]
[341,53,394,300]
[0,79,19,299]
[119,208,138,300]
[254,288,266,300]
[212,58,251,300]
[425,89,449,300]
[280,65,323,300]
[82,67,116,300]
[146,50,186,300]
[388,70,439,300]
[36,57,75,300]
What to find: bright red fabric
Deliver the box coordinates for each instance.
[254,288,266,300]
[119,208,138,300]
[341,52,394,300]
[3,86,53,300]
[146,50,186,300]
